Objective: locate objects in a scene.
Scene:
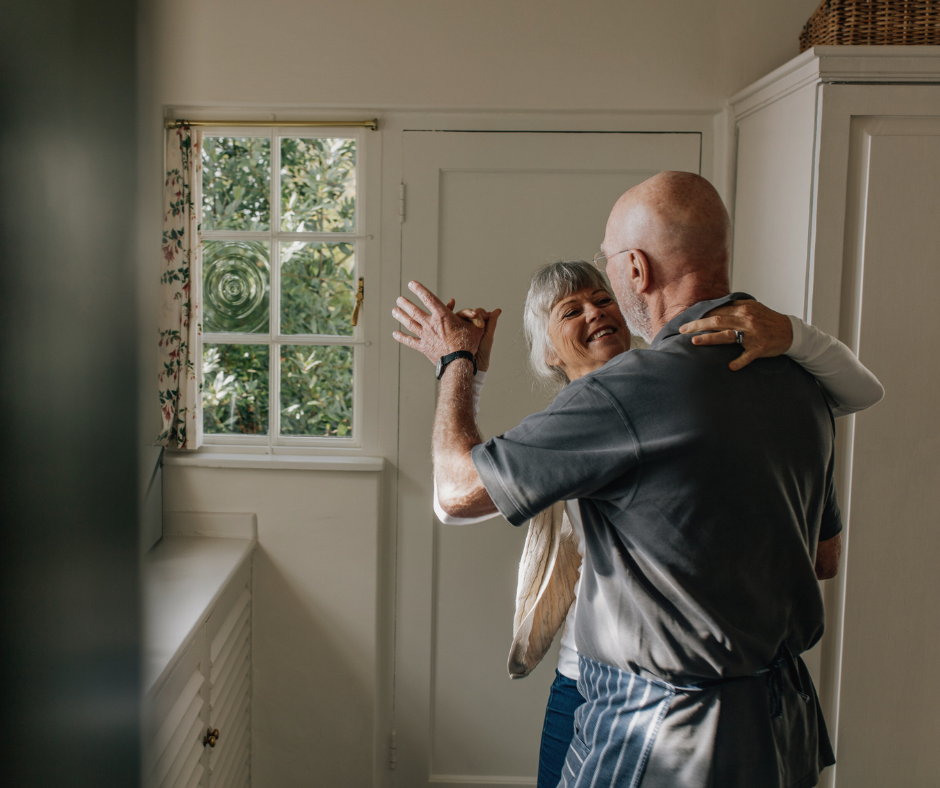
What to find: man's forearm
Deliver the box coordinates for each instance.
[432,359,496,517]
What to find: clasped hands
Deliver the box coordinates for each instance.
[392,280,501,372]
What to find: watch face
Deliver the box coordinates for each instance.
[435,358,444,379]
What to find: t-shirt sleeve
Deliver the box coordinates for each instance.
[470,379,639,526]
[819,446,843,542]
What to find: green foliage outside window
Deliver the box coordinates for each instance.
[203,344,269,435]
[281,138,356,232]
[280,242,355,336]
[202,137,271,231]
[280,346,353,436]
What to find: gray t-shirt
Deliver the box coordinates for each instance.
[472,294,842,683]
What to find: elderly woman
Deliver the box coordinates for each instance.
[427,260,883,788]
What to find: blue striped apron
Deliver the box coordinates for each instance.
[559,656,674,788]
[559,645,819,788]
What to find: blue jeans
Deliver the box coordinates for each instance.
[538,671,586,788]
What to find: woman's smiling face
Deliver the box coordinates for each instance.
[546,286,630,382]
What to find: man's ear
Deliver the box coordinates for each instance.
[626,249,651,294]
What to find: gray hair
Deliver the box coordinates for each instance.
[523,260,611,389]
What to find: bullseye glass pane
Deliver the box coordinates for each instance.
[203,241,270,334]
[280,137,356,232]
[280,345,353,437]
[280,242,355,336]
[202,344,269,435]
[201,136,271,231]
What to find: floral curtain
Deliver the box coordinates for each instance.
[157,125,202,449]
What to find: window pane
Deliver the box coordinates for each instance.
[280,242,355,336]
[280,138,356,232]
[280,345,353,437]
[203,241,270,334]
[203,344,269,435]
[202,136,271,231]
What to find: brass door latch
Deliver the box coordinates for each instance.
[351,277,364,326]
[203,728,220,748]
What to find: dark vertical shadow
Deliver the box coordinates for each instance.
[0,1,141,785]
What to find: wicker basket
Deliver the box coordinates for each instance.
[800,0,940,52]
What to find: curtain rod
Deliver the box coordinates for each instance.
[165,118,378,130]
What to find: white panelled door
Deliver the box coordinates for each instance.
[394,131,701,788]
[828,98,940,788]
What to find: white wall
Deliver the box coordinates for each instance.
[144,2,823,785]
[153,0,819,112]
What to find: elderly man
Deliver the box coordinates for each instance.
[393,172,841,787]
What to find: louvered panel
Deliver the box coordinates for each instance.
[210,629,249,707]
[211,660,249,730]
[205,568,251,788]
[145,670,204,778]
[210,698,246,774]
[213,719,250,788]
[221,693,250,752]
[215,684,249,751]
[183,762,205,788]
[225,750,250,788]
[210,608,249,687]
[169,733,205,788]
[211,638,249,718]
[209,589,250,664]
[150,690,204,788]
[159,712,204,788]
[231,764,248,788]
[209,696,249,775]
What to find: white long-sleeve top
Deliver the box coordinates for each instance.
[434,316,884,680]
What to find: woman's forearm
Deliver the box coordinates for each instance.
[786,316,885,418]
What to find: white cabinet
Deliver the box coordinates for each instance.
[143,549,253,788]
[730,46,940,788]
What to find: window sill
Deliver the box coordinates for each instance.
[163,451,385,472]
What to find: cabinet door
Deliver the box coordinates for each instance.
[206,564,252,788]
[815,89,940,788]
[396,130,701,787]
[143,629,209,788]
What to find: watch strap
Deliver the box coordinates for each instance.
[436,350,477,379]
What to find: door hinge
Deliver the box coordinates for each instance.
[389,727,397,770]
[398,183,406,224]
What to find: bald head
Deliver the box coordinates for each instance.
[607,171,731,279]
[602,172,732,340]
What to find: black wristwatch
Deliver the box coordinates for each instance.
[436,350,477,380]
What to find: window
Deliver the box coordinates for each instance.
[198,128,366,447]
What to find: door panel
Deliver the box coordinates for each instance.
[835,112,940,788]
[396,131,701,787]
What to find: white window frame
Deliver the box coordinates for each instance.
[197,125,369,450]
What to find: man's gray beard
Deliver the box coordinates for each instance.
[621,285,654,344]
